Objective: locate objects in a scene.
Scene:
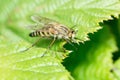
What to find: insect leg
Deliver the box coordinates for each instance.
[41,37,56,57]
[48,37,56,49]
[21,37,41,52]
[64,39,78,51]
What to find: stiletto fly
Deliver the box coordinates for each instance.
[23,15,79,52]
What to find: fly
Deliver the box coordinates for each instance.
[23,15,79,53]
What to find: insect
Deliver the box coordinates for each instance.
[24,15,79,52]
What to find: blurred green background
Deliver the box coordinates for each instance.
[0,0,120,80]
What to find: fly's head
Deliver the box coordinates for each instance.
[68,28,81,44]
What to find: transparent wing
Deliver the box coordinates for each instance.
[31,15,58,25]
[26,23,44,30]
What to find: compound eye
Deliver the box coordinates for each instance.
[71,30,75,33]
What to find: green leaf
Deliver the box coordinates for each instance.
[1,0,120,40]
[113,58,120,80]
[0,0,120,80]
[63,26,118,80]
[0,36,73,80]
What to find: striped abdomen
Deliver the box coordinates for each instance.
[29,30,51,37]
